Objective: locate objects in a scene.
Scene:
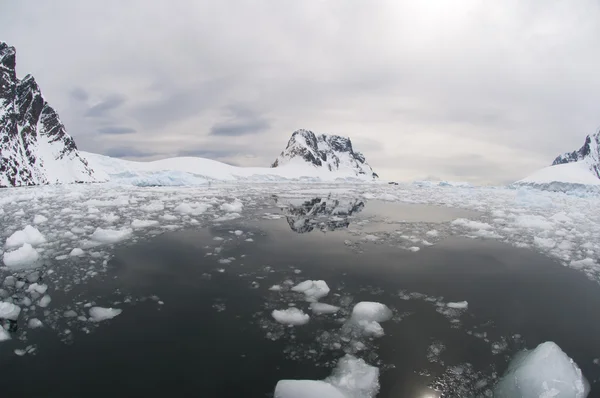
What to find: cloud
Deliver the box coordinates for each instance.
[69,87,88,102]
[97,126,136,135]
[85,94,126,117]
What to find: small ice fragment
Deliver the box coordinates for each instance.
[447,301,468,309]
[33,215,48,225]
[234,230,243,236]
[0,327,10,341]
[351,302,393,323]
[220,200,243,213]
[90,228,133,244]
[272,308,310,326]
[269,285,282,291]
[89,307,122,322]
[70,248,84,257]
[245,238,254,242]
[131,219,159,229]
[274,381,346,398]
[64,310,78,318]
[37,295,52,308]
[0,302,21,320]
[28,318,43,328]
[14,349,26,356]
[310,302,340,315]
[5,225,46,248]
[27,283,48,294]
[291,280,330,302]
[3,243,40,268]
[408,246,420,252]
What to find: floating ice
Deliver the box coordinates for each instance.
[33,214,48,225]
[291,280,330,302]
[27,283,48,294]
[0,327,10,341]
[90,228,133,244]
[220,200,243,213]
[89,306,122,322]
[131,219,159,229]
[494,341,589,398]
[38,295,52,308]
[272,307,310,326]
[274,355,379,398]
[3,243,40,268]
[5,225,46,248]
[70,248,85,256]
[234,230,244,236]
[447,301,468,309]
[141,201,164,212]
[28,318,43,328]
[310,302,340,315]
[452,219,492,230]
[269,285,282,291]
[0,302,21,320]
[351,302,392,323]
[174,202,209,215]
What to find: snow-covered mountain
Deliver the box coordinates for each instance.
[272,129,378,180]
[0,42,103,188]
[516,130,600,191]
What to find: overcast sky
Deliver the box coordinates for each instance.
[2,0,600,183]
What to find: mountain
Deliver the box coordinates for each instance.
[0,42,103,188]
[515,130,600,191]
[272,129,378,179]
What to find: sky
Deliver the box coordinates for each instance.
[1,0,600,184]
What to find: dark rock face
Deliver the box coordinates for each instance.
[275,195,365,233]
[0,42,98,187]
[552,132,600,179]
[271,129,378,179]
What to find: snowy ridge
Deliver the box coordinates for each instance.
[272,129,378,180]
[82,151,377,186]
[0,42,104,187]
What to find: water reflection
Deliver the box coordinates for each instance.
[274,196,365,233]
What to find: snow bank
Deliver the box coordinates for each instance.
[90,228,133,244]
[291,280,330,302]
[272,308,310,326]
[89,307,122,322]
[494,341,589,398]
[5,225,46,248]
[516,161,600,187]
[3,243,40,268]
[274,355,379,398]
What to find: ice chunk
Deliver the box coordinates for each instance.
[274,355,379,398]
[447,301,468,309]
[494,341,589,398]
[33,214,48,225]
[291,280,330,302]
[0,327,10,341]
[514,215,554,230]
[274,381,346,398]
[269,285,282,291]
[141,201,164,212]
[27,283,48,294]
[174,203,209,215]
[90,228,132,244]
[37,295,52,308]
[0,302,21,320]
[5,225,46,248]
[534,237,556,249]
[70,248,85,256]
[452,218,493,230]
[3,243,40,268]
[89,306,122,322]
[272,308,310,326]
[234,230,244,236]
[131,219,159,229]
[351,302,392,323]
[28,318,43,328]
[310,302,340,315]
[220,200,243,213]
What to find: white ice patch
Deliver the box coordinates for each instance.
[310,302,340,315]
[447,301,468,309]
[351,302,393,323]
[131,219,159,229]
[89,307,122,322]
[494,341,589,398]
[0,302,21,320]
[220,200,243,213]
[272,307,310,326]
[26,283,48,294]
[5,225,46,248]
[37,295,52,308]
[3,243,40,268]
[69,248,85,257]
[28,318,43,328]
[291,280,330,302]
[141,201,165,212]
[274,354,379,398]
[452,218,492,230]
[90,228,133,244]
[32,214,48,225]
[0,327,10,341]
[174,202,209,215]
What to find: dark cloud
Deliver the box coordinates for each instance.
[69,87,88,102]
[103,146,159,159]
[85,94,126,117]
[97,126,136,135]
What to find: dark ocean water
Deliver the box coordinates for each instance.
[0,199,598,397]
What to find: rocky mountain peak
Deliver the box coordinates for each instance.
[552,130,600,179]
[272,129,378,179]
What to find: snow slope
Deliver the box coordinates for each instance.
[515,161,600,192]
[82,151,376,186]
